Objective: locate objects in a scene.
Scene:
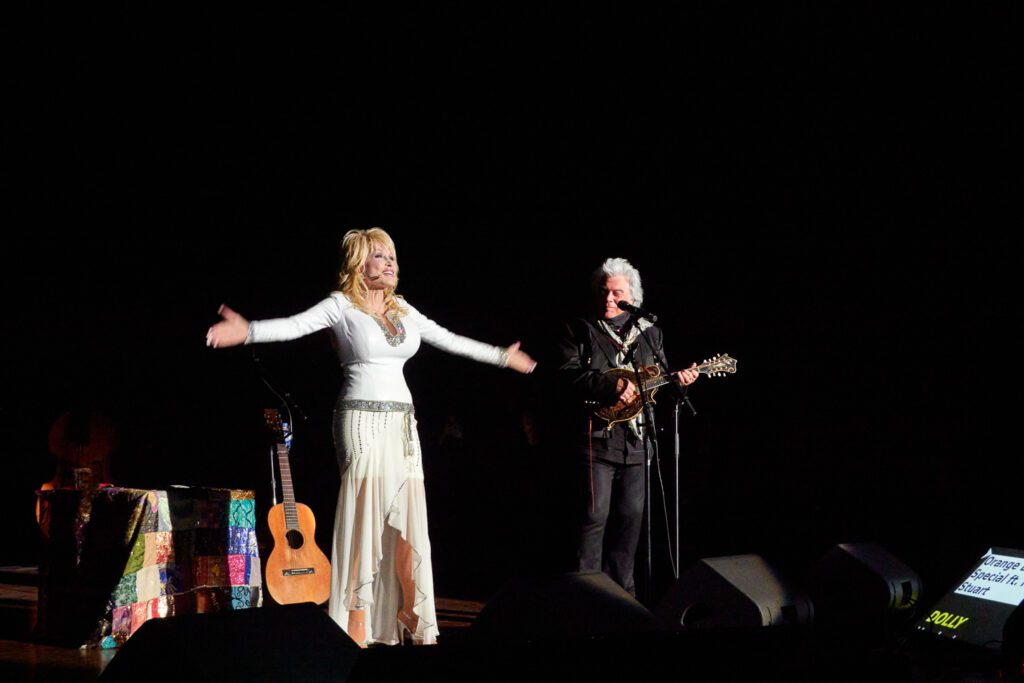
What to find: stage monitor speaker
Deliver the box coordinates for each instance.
[98,603,360,682]
[914,547,1024,654]
[808,542,922,628]
[470,571,663,641]
[656,554,814,629]
[1004,602,1024,660]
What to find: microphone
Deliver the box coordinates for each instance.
[617,300,658,322]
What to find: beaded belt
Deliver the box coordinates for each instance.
[336,399,413,413]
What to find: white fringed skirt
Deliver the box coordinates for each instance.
[328,400,438,645]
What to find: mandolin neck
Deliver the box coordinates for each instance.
[639,361,719,390]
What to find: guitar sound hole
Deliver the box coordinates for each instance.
[286,529,305,550]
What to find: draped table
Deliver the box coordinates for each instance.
[36,485,263,648]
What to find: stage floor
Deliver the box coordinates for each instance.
[1,569,1017,682]
[0,569,486,682]
[3,623,1012,683]
[0,599,485,682]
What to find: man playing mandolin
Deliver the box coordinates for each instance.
[558,257,699,597]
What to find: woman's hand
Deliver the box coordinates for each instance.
[505,341,537,374]
[205,304,250,348]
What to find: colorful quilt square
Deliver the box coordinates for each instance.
[227,554,247,585]
[134,565,163,603]
[230,585,253,609]
[129,601,149,634]
[249,555,262,588]
[247,529,259,557]
[124,534,146,575]
[163,563,184,595]
[129,597,169,635]
[154,596,169,619]
[111,604,132,635]
[143,531,173,566]
[229,499,256,528]
[112,573,137,608]
[140,492,160,533]
[227,526,249,555]
[193,556,229,587]
[156,491,172,532]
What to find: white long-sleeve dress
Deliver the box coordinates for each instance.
[247,292,507,644]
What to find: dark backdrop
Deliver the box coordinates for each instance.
[4,5,1021,605]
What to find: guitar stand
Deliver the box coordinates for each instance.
[252,348,303,508]
[268,411,293,508]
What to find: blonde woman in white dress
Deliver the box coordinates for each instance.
[206,228,536,646]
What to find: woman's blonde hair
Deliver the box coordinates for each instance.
[337,227,407,315]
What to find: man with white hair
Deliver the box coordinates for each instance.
[559,257,698,596]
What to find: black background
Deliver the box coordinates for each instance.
[4,5,1021,606]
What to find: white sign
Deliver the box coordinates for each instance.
[953,549,1024,607]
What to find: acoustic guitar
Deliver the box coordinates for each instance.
[263,409,331,605]
[593,353,738,428]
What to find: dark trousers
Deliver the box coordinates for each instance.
[576,454,645,596]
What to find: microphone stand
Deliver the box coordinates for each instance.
[672,397,679,577]
[622,315,657,604]
[671,387,697,577]
[635,322,696,587]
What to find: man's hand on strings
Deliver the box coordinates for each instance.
[616,377,638,405]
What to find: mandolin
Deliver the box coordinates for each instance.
[593,353,738,428]
[263,409,331,606]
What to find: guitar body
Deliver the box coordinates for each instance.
[265,501,332,605]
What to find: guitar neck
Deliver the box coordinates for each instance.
[276,442,300,530]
